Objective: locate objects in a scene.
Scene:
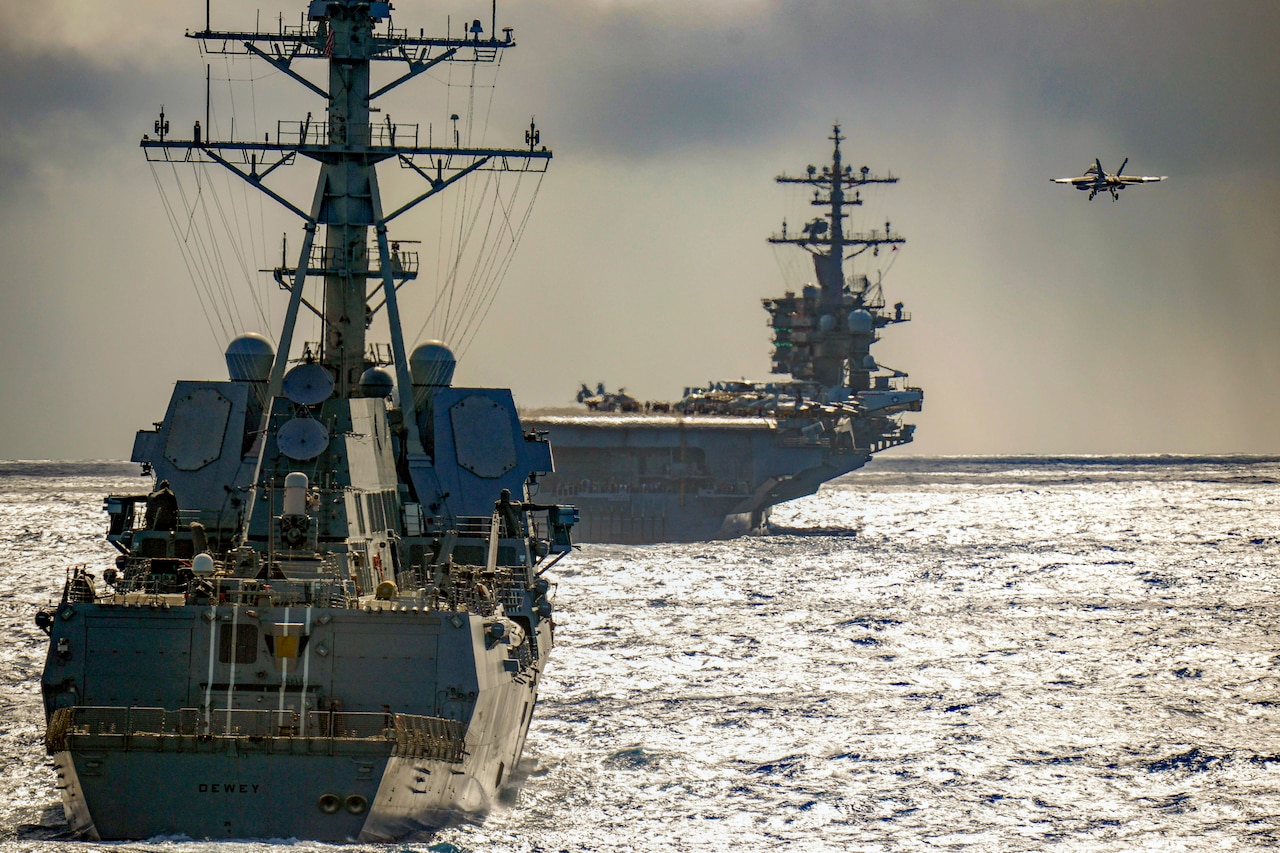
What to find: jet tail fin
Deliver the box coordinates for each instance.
[1117,157,1128,176]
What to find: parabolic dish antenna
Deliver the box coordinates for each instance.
[277,417,330,460]
[282,363,335,406]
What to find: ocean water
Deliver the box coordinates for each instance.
[4,456,1280,851]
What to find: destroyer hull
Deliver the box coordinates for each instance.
[52,690,535,841]
[53,730,526,841]
[53,713,531,842]
[43,601,547,841]
[53,747,387,841]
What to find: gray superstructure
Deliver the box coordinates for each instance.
[524,127,922,543]
[36,0,575,841]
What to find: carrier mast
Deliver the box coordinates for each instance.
[768,124,904,389]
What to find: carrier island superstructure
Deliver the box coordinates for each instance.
[36,0,576,841]
[525,127,922,543]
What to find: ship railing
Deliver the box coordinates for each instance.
[285,243,419,277]
[175,508,226,529]
[101,573,357,608]
[109,504,224,537]
[867,375,915,392]
[395,566,527,614]
[432,573,500,617]
[196,22,506,63]
[276,120,420,148]
[213,578,357,608]
[394,567,428,593]
[391,713,467,762]
[51,707,466,762]
[524,514,559,543]
[495,580,525,611]
[298,341,395,367]
[454,515,495,538]
[551,479,651,497]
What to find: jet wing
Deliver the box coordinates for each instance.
[1118,175,1166,184]
[1051,176,1090,184]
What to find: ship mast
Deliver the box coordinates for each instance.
[768,125,903,389]
[142,0,549,455]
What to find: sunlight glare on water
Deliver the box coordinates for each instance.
[6,457,1280,851]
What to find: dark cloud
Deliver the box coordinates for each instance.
[505,0,1280,171]
[0,47,175,203]
[2,0,1278,457]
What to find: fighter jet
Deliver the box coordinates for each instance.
[1052,158,1166,201]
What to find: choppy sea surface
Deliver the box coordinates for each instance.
[5,456,1280,852]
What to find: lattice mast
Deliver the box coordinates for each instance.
[142,0,550,453]
[767,125,903,389]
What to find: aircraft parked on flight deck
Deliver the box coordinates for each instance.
[1052,158,1166,201]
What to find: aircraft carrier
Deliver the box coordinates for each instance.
[36,0,576,841]
[524,127,922,543]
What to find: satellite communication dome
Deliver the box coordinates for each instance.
[359,367,395,399]
[847,309,874,334]
[410,341,456,387]
[819,314,836,333]
[191,553,216,576]
[225,333,275,382]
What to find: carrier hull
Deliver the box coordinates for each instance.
[524,411,876,543]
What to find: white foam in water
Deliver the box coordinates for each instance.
[6,457,1280,851]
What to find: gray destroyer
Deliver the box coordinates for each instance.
[525,127,922,543]
[36,0,575,841]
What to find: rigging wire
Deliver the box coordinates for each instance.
[153,39,562,365]
[219,55,285,334]
[450,171,503,328]
[152,46,537,360]
[409,159,545,352]
[229,51,274,335]
[458,173,545,359]
[149,164,224,346]
[417,168,489,342]
[451,174,511,343]
[200,87,252,337]
[161,57,281,348]
[411,56,526,350]
[455,55,507,340]
[194,175,247,335]
[466,171,532,328]
[164,161,233,341]
[442,64,485,337]
[433,49,458,339]
[206,170,270,334]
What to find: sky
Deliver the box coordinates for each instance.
[2,0,1278,459]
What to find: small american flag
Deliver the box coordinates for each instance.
[323,27,334,56]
